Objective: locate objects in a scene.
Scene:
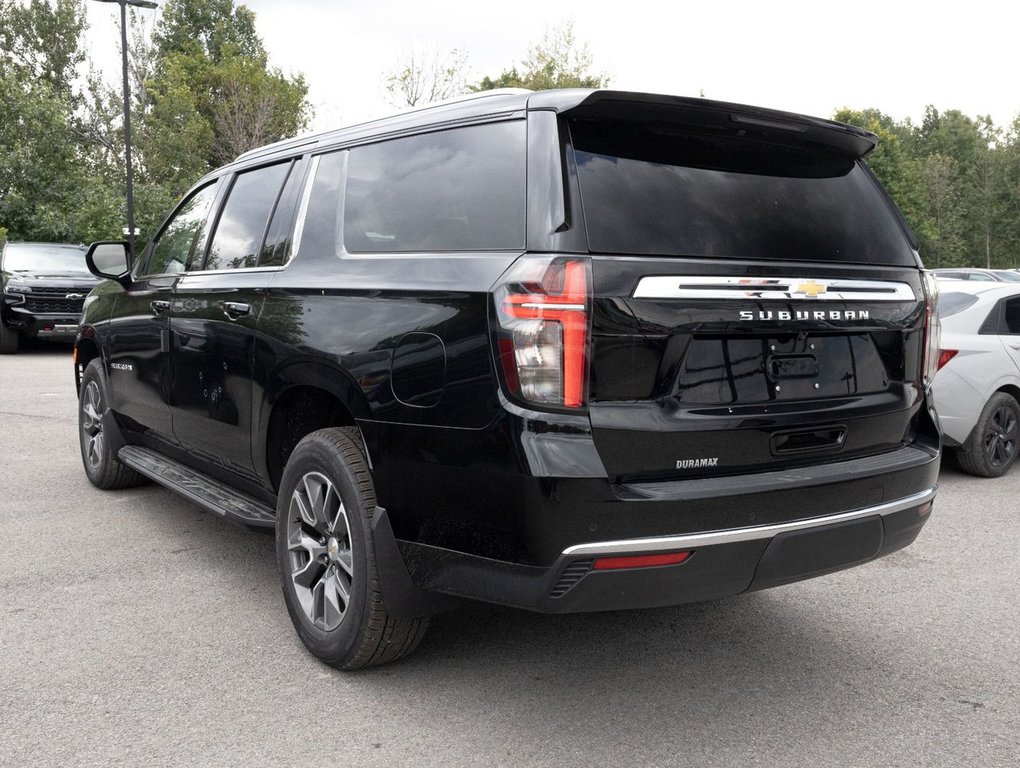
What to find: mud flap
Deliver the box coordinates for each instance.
[370,507,462,620]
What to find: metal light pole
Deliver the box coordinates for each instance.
[93,0,158,262]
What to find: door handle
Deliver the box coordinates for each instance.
[150,300,170,314]
[223,301,251,318]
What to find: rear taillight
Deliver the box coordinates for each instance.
[921,271,941,387]
[937,349,958,371]
[493,256,592,409]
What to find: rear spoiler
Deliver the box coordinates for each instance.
[530,89,878,159]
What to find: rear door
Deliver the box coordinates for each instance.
[566,112,928,483]
[997,295,1020,372]
[169,158,303,482]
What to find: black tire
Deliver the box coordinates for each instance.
[956,392,1020,478]
[0,320,19,354]
[78,359,145,489]
[275,428,429,669]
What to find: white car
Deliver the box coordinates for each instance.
[934,283,1020,476]
[933,268,1020,283]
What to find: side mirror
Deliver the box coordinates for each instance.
[85,241,132,286]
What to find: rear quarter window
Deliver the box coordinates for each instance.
[1003,297,1020,333]
[938,292,980,319]
[343,121,526,253]
[570,119,916,266]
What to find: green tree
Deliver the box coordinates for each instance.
[123,0,310,237]
[0,0,120,241]
[0,0,86,97]
[474,20,608,91]
[1000,116,1020,266]
[152,0,265,65]
[838,105,1020,269]
[835,107,927,241]
[921,153,965,268]
[210,51,309,165]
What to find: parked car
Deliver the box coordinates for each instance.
[75,89,941,668]
[933,268,1020,283]
[1,241,96,353]
[934,283,1020,477]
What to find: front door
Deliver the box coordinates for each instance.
[106,181,221,444]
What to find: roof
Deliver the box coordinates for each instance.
[228,88,878,170]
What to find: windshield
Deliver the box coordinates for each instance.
[3,243,88,273]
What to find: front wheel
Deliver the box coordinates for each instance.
[956,392,1019,478]
[78,359,144,489]
[275,428,429,669]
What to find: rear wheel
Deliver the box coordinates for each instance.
[956,392,1019,478]
[275,428,429,669]
[0,320,19,354]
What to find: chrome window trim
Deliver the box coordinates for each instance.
[179,266,285,277]
[561,486,936,557]
[290,153,320,261]
[632,275,917,302]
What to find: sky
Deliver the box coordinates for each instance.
[84,0,1020,135]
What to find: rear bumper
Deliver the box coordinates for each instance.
[373,486,935,616]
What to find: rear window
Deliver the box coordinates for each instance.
[570,119,915,265]
[938,292,980,319]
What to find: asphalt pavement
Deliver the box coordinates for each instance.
[1,342,1017,767]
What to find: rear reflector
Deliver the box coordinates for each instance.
[937,349,958,371]
[592,552,692,571]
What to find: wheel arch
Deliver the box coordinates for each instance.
[995,383,1020,405]
[73,328,103,394]
[257,360,372,493]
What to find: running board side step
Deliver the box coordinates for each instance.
[118,446,276,529]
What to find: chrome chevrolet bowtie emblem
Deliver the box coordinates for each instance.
[65,293,83,300]
[793,280,827,298]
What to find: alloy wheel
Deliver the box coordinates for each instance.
[286,471,354,631]
[81,380,105,470]
[983,405,1018,470]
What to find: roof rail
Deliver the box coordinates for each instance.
[232,88,534,164]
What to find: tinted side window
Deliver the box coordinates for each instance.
[296,151,346,260]
[205,161,291,271]
[343,121,526,253]
[148,183,219,275]
[570,119,916,266]
[1004,297,1020,334]
[260,158,305,267]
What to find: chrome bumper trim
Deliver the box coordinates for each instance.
[562,486,937,557]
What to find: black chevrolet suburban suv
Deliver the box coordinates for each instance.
[75,89,941,669]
